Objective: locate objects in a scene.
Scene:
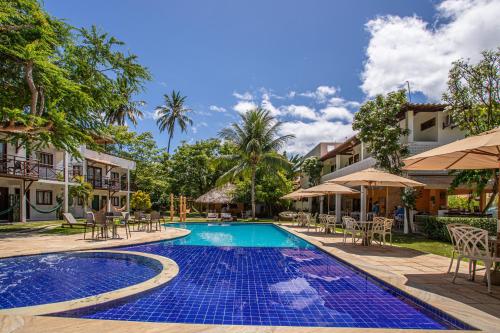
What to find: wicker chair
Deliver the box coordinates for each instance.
[342,216,364,244]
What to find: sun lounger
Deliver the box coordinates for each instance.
[220,212,232,221]
[207,212,219,221]
[62,212,93,239]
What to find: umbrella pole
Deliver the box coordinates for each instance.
[386,187,389,217]
[327,194,330,214]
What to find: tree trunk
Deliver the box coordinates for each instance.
[482,170,499,213]
[251,167,256,220]
[167,136,171,155]
[24,61,38,116]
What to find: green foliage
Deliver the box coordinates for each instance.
[443,49,500,210]
[218,108,294,218]
[156,90,193,154]
[69,175,93,207]
[447,195,479,211]
[301,156,323,186]
[130,190,152,211]
[443,48,500,136]
[353,90,409,174]
[416,215,497,242]
[168,139,236,199]
[0,0,150,155]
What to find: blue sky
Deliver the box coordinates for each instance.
[45,0,500,154]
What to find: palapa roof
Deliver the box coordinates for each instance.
[195,183,237,204]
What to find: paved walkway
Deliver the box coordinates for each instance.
[0,227,189,258]
[278,224,500,332]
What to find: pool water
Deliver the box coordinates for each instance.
[169,222,313,248]
[0,252,162,310]
[55,223,472,330]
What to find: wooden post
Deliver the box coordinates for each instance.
[386,187,389,217]
[170,193,174,222]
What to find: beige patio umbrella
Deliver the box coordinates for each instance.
[328,168,424,221]
[403,127,500,230]
[282,189,322,212]
[303,183,359,213]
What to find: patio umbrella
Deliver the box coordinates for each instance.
[403,127,500,230]
[281,189,322,211]
[328,168,424,223]
[303,183,359,213]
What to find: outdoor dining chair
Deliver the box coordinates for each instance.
[450,225,500,293]
[342,216,365,244]
[119,212,132,239]
[93,212,109,240]
[150,211,161,231]
[325,215,337,234]
[446,223,466,274]
[370,218,393,246]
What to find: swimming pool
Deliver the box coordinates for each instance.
[54,223,472,330]
[0,252,162,310]
[168,222,313,248]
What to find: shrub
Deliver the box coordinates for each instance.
[131,191,152,211]
[416,215,497,242]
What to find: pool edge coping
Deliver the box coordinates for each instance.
[275,223,499,333]
[0,250,179,316]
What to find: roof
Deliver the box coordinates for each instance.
[396,103,447,120]
[86,156,120,168]
[195,183,237,204]
[320,135,360,161]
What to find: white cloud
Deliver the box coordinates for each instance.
[319,106,354,122]
[361,0,500,100]
[191,121,208,133]
[209,105,226,113]
[261,93,281,117]
[282,105,317,120]
[233,101,257,114]
[279,121,355,154]
[232,91,253,101]
[300,85,338,103]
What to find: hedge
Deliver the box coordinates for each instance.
[415,215,497,242]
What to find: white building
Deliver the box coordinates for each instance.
[0,139,135,222]
[299,103,469,218]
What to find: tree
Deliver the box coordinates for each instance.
[0,1,150,155]
[301,156,323,186]
[443,48,500,212]
[218,108,294,219]
[156,90,193,154]
[131,190,152,211]
[69,176,93,213]
[353,90,409,175]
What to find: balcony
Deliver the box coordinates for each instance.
[408,141,442,156]
[0,155,66,181]
[320,157,376,183]
[85,176,135,191]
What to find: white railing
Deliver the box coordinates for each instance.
[408,141,442,156]
[320,157,376,182]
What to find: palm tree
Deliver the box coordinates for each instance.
[218,108,295,219]
[105,79,146,126]
[69,176,93,213]
[156,90,193,154]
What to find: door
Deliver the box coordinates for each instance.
[91,195,99,211]
[101,196,107,210]
[0,187,9,221]
[87,166,102,188]
[0,142,6,173]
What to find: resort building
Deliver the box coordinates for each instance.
[0,139,136,222]
[299,103,477,218]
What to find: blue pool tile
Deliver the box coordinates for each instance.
[56,240,473,330]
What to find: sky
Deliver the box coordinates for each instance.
[45,0,500,155]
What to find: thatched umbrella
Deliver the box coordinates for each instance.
[195,183,236,212]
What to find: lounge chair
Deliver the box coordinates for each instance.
[62,213,93,240]
[207,212,218,221]
[220,212,232,222]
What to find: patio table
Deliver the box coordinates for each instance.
[357,221,374,246]
[105,216,120,239]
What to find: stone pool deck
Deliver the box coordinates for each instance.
[0,227,189,258]
[1,223,499,332]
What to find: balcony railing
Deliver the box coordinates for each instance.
[0,155,66,181]
[85,176,135,191]
[320,157,377,182]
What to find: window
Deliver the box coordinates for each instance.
[348,154,360,165]
[72,165,82,176]
[420,118,436,131]
[37,152,53,168]
[111,196,120,206]
[111,171,119,180]
[36,190,52,205]
[87,166,102,187]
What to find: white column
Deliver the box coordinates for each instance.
[20,181,26,223]
[63,152,69,214]
[126,168,130,213]
[407,110,414,143]
[319,196,324,214]
[307,197,312,212]
[335,194,342,222]
[360,186,367,220]
[360,142,364,160]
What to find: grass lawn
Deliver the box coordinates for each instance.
[392,232,453,258]
[0,220,85,235]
